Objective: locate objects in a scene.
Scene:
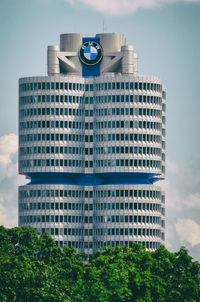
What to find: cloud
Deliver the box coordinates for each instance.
[0,133,18,167]
[160,159,181,212]
[176,219,200,247]
[164,157,200,260]
[0,193,18,227]
[0,134,19,183]
[0,133,26,228]
[66,0,200,15]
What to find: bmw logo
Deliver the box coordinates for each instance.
[79,41,103,66]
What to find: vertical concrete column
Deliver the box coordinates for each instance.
[47,45,60,75]
[121,45,135,74]
[60,33,88,73]
[133,52,138,75]
[96,33,126,74]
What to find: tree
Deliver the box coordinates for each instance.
[0,226,200,302]
[0,226,71,301]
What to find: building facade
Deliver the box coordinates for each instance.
[19,33,166,254]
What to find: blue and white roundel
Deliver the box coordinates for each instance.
[79,41,103,66]
[83,46,98,60]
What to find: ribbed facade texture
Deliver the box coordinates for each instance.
[19,33,166,254]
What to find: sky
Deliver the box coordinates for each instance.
[0,0,200,260]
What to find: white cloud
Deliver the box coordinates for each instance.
[161,157,200,260]
[0,134,18,182]
[176,219,200,247]
[0,193,18,227]
[66,0,200,15]
[0,133,18,166]
[0,133,27,228]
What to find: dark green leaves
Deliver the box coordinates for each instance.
[0,226,199,302]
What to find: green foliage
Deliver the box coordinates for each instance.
[0,226,200,302]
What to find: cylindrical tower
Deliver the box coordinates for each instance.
[19,33,165,254]
[47,46,60,75]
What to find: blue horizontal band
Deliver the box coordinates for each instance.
[25,172,162,186]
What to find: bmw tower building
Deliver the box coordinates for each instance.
[19,33,166,254]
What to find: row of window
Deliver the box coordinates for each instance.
[94,215,162,225]
[93,240,163,250]
[96,95,163,105]
[20,82,84,92]
[19,107,162,118]
[95,159,162,168]
[19,107,162,117]
[19,146,162,157]
[95,228,161,237]
[19,133,83,143]
[19,201,162,212]
[95,82,162,92]
[20,215,91,224]
[19,120,163,132]
[19,81,163,93]
[95,133,162,143]
[30,227,163,249]
[20,214,162,225]
[96,120,163,130]
[97,120,162,131]
[19,226,163,248]
[20,146,84,156]
[19,133,163,144]
[19,202,92,211]
[95,202,163,212]
[19,120,83,130]
[19,214,162,231]
[48,239,162,250]
[19,189,163,199]
[19,158,162,169]
[20,95,83,105]
[96,146,161,156]
[96,107,162,117]
[20,107,83,117]
[19,94,163,107]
